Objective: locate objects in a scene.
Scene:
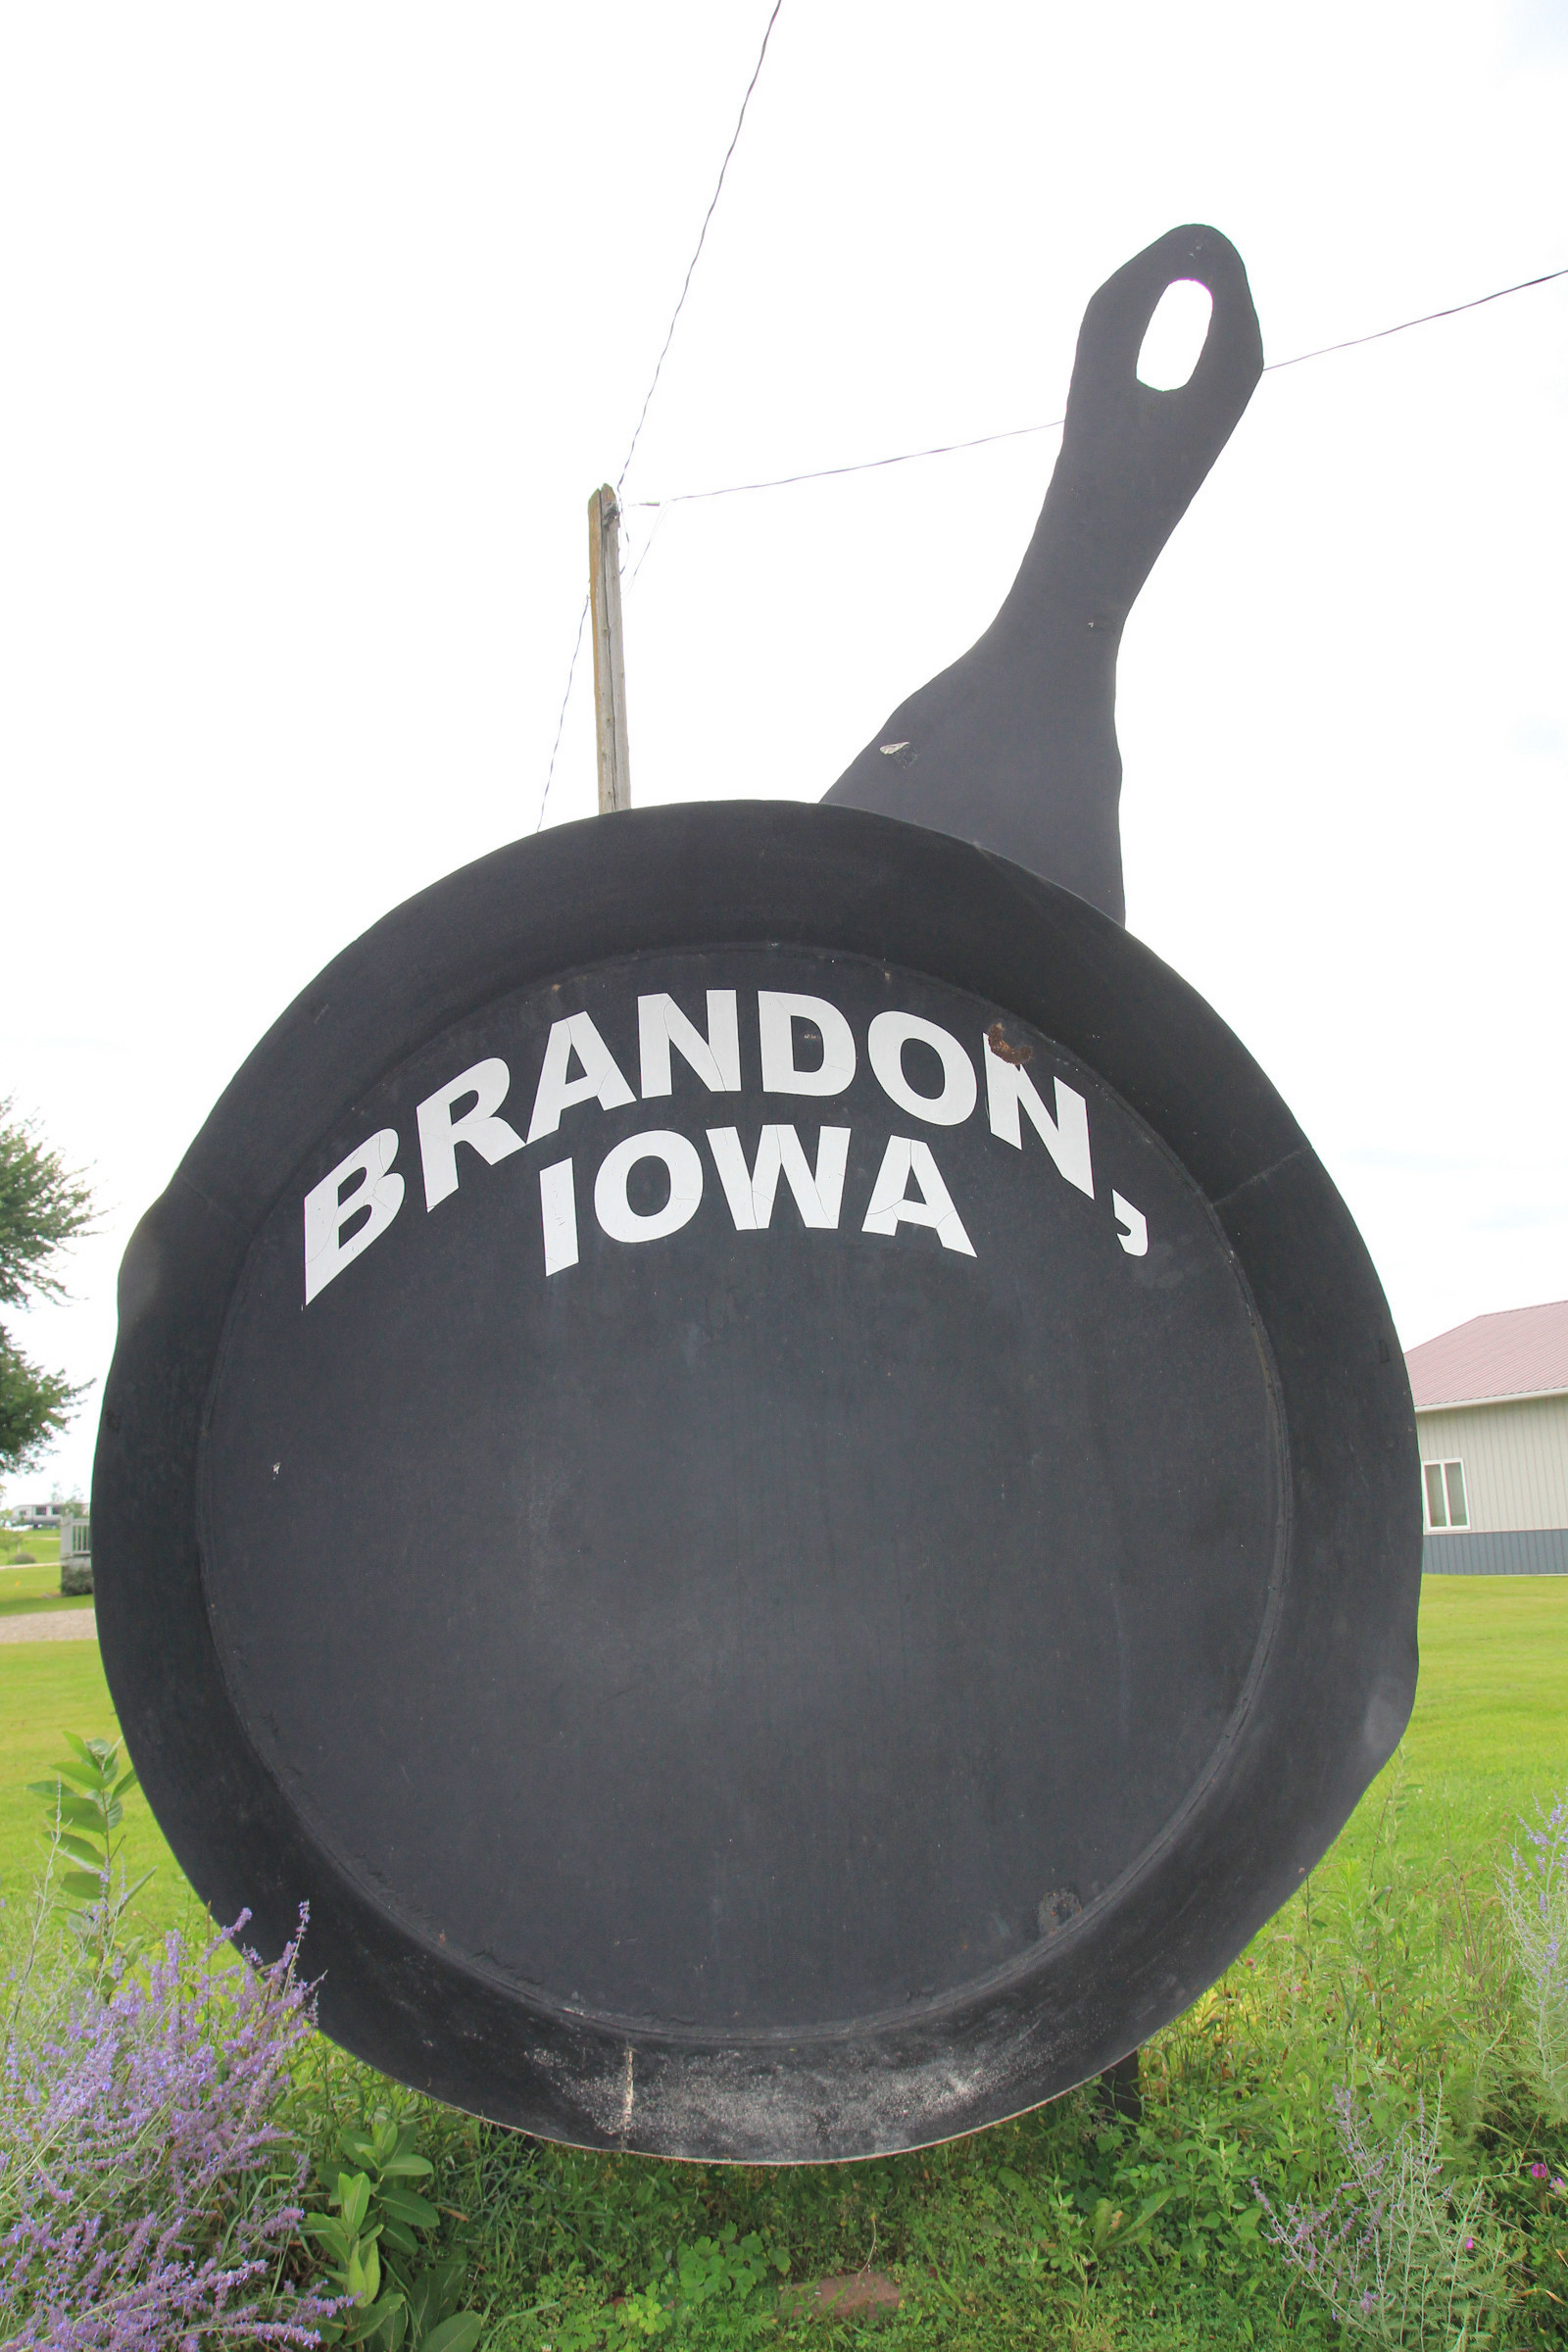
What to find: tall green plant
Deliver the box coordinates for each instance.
[27,1733,154,1981]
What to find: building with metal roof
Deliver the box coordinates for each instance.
[1405,1300,1568,1574]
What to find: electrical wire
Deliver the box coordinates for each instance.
[532,0,785,830]
[625,262,1568,514]
[614,0,785,494]
[534,591,590,833]
[1260,263,1568,372]
[623,416,1066,512]
[537,256,1565,828]
[626,499,674,590]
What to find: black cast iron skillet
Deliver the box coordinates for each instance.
[93,229,1418,2164]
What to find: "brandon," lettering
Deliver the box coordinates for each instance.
[300,990,1149,1305]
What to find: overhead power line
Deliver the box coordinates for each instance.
[625,417,1067,511]
[1260,263,1568,372]
[537,255,1565,829]
[534,592,590,833]
[534,0,785,830]
[624,262,1568,514]
[615,0,785,495]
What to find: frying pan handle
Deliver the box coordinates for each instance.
[1015,223,1264,628]
[821,223,1262,926]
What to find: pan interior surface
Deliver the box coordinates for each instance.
[198,942,1286,2039]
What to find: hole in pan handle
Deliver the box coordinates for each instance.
[1053,221,1265,612]
[823,223,1263,928]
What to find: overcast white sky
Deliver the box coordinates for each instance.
[2,0,1565,1505]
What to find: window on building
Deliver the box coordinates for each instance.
[1423,1459,1468,1531]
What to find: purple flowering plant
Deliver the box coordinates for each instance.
[1,1761,349,2350]
[1499,1789,1568,2125]
[1254,2086,1504,2347]
[1516,2155,1568,2213]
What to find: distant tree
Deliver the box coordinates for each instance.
[0,1100,94,1476]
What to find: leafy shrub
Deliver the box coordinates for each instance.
[303,2102,482,2351]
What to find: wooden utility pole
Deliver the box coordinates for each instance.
[588,484,632,813]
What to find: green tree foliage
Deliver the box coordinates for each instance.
[0,1098,94,1475]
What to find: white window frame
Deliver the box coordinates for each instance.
[1423,1458,1469,1532]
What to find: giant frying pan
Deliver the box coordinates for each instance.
[94,227,1420,2162]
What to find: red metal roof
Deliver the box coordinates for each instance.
[1405,1299,1568,1409]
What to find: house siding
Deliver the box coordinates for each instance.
[1422,1528,1568,1575]
[1416,1393,1568,1567]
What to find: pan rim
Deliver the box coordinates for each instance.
[93,799,1419,2159]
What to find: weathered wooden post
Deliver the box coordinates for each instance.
[588,484,632,814]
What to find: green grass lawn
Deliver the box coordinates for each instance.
[0,1633,187,1936]
[1353,1574,1568,1869]
[0,1545,84,1622]
[4,1577,1567,2349]
[0,1558,95,1618]
[1,1561,74,1602]
[0,1530,60,1567]
[5,1575,1563,1924]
